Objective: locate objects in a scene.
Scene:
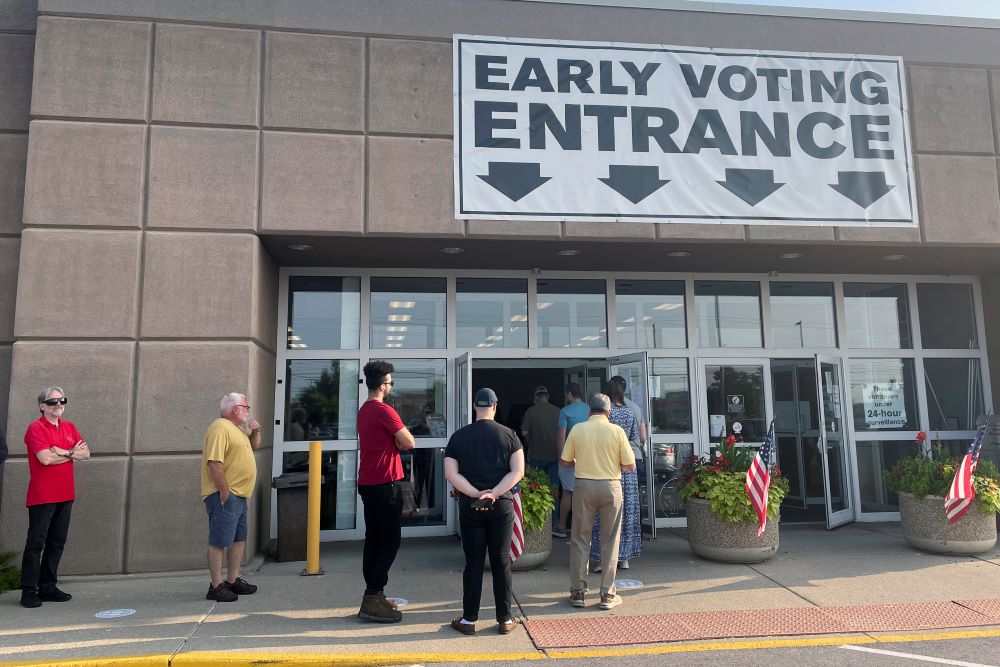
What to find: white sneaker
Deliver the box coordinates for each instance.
[599,594,622,610]
[618,559,629,570]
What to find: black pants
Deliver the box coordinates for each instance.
[358,481,403,595]
[459,496,515,623]
[21,501,73,592]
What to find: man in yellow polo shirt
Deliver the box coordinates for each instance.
[559,393,636,611]
[201,392,262,602]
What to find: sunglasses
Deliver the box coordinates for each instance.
[43,397,68,406]
[382,381,394,387]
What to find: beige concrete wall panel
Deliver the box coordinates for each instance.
[147,126,258,231]
[0,134,28,234]
[748,225,835,242]
[263,32,363,131]
[260,132,363,233]
[23,121,146,228]
[918,155,1000,244]
[0,33,33,130]
[252,240,278,350]
[31,17,150,120]
[656,223,746,240]
[368,136,460,235]
[5,341,134,455]
[0,237,19,343]
[834,226,923,243]
[466,219,562,238]
[248,343,274,450]
[125,455,204,571]
[369,39,451,135]
[141,232,256,338]
[133,341,253,453]
[564,222,656,240]
[0,457,127,574]
[0,344,10,435]
[910,66,994,154]
[14,228,141,337]
[152,24,260,126]
[249,446,272,557]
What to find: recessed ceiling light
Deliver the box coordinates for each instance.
[441,247,465,254]
[667,251,692,258]
[287,244,314,251]
[882,254,907,261]
[779,252,803,259]
[557,249,581,256]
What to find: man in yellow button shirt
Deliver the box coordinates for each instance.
[559,393,635,611]
[201,392,262,602]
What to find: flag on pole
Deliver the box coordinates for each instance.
[944,421,989,524]
[509,484,524,563]
[745,420,775,539]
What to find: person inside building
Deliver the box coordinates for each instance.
[554,382,588,538]
[20,386,91,609]
[444,388,525,636]
[201,392,262,603]
[609,375,648,475]
[356,360,415,623]
[560,393,635,611]
[520,385,560,495]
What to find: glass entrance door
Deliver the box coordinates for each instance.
[697,359,772,451]
[815,355,855,528]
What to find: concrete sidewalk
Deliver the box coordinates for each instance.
[0,523,998,665]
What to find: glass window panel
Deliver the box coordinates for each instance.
[370,277,446,349]
[844,283,912,349]
[769,282,837,348]
[704,364,766,441]
[385,359,447,438]
[924,358,984,431]
[856,440,913,512]
[651,442,692,518]
[285,360,360,441]
[849,358,917,432]
[287,276,360,350]
[940,438,1000,470]
[695,281,762,348]
[537,279,607,348]
[650,358,692,434]
[456,278,528,349]
[614,280,686,348]
[400,448,447,526]
[282,450,357,530]
[917,283,978,349]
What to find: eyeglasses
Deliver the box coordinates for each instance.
[237,404,251,410]
[382,381,394,387]
[42,397,68,406]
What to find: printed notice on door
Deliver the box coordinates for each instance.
[862,382,906,429]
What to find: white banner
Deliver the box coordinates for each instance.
[454,35,917,227]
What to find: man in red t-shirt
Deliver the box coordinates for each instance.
[356,360,415,623]
[20,386,91,608]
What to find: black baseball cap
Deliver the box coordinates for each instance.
[474,388,499,407]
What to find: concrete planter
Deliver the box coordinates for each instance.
[898,492,997,555]
[510,525,553,571]
[685,498,779,563]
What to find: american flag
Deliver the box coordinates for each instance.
[944,421,989,524]
[510,484,524,563]
[745,421,775,540]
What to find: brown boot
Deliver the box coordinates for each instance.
[358,594,402,623]
[378,591,398,610]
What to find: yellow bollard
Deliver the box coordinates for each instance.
[301,440,324,576]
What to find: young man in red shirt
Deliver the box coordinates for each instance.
[20,386,91,608]
[356,361,415,623]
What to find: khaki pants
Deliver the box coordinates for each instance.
[570,478,623,597]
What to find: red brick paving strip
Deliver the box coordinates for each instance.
[956,599,1000,619]
[523,615,700,649]
[676,607,850,639]
[824,602,997,633]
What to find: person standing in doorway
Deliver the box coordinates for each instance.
[610,375,647,474]
[20,386,91,608]
[444,388,525,636]
[201,392,262,603]
[357,360,415,623]
[520,386,560,494]
[554,383,588,538]
[560,393,635,611]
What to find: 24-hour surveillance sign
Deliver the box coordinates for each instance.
[454,35,917,227]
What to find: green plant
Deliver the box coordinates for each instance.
[0,551,20,594]
[519,465,556,532]
[884,431,1000,515]
[678,435,789,523]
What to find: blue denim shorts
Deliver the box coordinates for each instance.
[204,492,248,548]
[557,464,575,492]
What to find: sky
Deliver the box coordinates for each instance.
[686,0,1000,19]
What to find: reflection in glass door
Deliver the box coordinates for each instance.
[607,352,653,537]
[815,355,855,528]
[698,360,771,449]
[770,359,825,522]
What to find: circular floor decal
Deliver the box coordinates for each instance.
[614,579,643,590]
[387,597,408,608]
[95,608,137,619]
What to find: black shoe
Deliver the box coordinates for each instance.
[206,583,238,602]
[20,591,41,608]
[223,577,257,595]
[38,587,72,602]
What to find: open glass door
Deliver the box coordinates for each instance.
[814,354,855,529]
[455,352,472,429]
[607,352,654,537]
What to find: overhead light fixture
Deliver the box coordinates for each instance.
[667,251,692,258]
[536,302,553,309]
[652,303,683,311]
[495,327,504,333]
[386,343,401,348]
[882,254,907,261]
[510,314,528,322]
[386,336,404,341]
[557,249,581,256]
[580,335,600,341]
[389,301,415,308]
[486,335,503,341]
[287,244,314,251]
[289,343,308,349]
[386,326,408,332]
[441,247,465,254]
[287,335,302,341]
[387,314,411,322]
[779,252,803,259]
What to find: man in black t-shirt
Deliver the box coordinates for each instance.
[444,388,525,636]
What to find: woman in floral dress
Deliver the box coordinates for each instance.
[590,381,641,571]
